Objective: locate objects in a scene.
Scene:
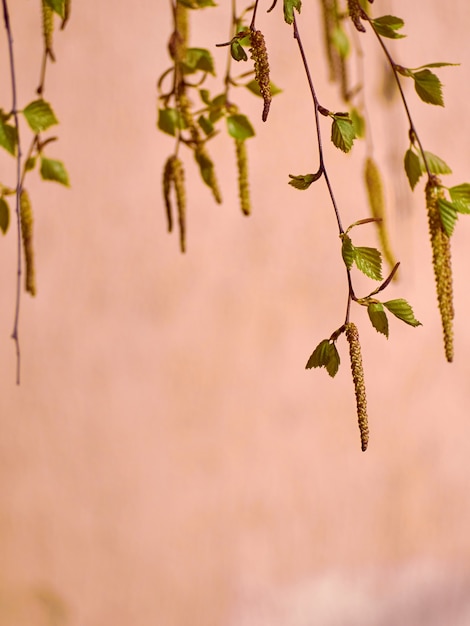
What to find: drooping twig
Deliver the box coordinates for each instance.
[2,0,22,384]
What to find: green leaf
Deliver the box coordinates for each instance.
[199,89,212,105]
[383,299,422,327]
[412,69,444,106]
[368,302,389,337]
[25,156,37,172]
[331,26,350,58]
[350,107,365,138]
[194,150,216,189]
[0,116,17,155]
[22,99,59,133]
[305,339,340,378]
[331,115,355,153]
[354,246,383,280]
[449,183,470,204]
[40,157,70,186]
[45,0,65,17]
[182,48,215,75]
[226,114,255,140]
[404,148,422,190]
[0,197,10,234]
[198,115,214,136]
[438,198,458,236]
[178,0,216,8]
[421,151,452,175]
[371,15,406,39]
[157,108,186,136]
[341,235,355,270]
[245,79,282,98]
[288,172,321,190]
[231,40,248,62]
[284,0,301,24]
[414,62,459,70]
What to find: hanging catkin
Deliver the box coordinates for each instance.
[250,30,272,122]
[20,189,36,296]
[235,139,250,216]
[345,322,369,451]
[425,177,454,362]
[41,0,55,61]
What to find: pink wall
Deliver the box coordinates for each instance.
[1,1,470,624]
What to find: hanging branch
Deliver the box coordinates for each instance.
[2,0,23,384]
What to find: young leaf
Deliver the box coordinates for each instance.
[341,235,355,270]
[25,156,37,172]
[350,107,365,138]
[354,246,383,280]
[437,198,458,236]
[226,114,255,140]
[245,79,282,98]
[22,99,59,133]
[367,302,389,337]
[45,0,65,18]
[305,339,340,378]
[383,299,422,327]
[371,15,406,39]
[198,115,214,136]
[449,183,470,204]
[288,172,321,190]
[0,116,17,155]
[284,0,302,25]
[182,48,216,76]
[331,116,355,153]
[421,151,452,175]
[231,40,248,62]
[404,148,422,190]
[412,69,444,106]
[0,196,9,234]
[157,108,186,136]
[40,157,70,186]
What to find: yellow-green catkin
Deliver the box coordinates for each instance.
[20,189,36,296]
[319,0,349,100]
[41,0,55,61]
[250,30,272,122]
[235,139,250,216]
[426,177,454,362]
[162,156,186,253]
[345,322,369,451]
[364,157,398,274]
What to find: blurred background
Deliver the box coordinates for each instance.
[1,1,470,624]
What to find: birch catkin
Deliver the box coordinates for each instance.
[364,157,397,273]
[41,0,55,61]
[250,30,272,122]
[20,189,36,296]
[235,139,250,216]
[425,178,454,362]
[345,322,369,451]
[162,156,186,253]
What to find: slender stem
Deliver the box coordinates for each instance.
[2,0,22,384]
[292,15,356,323]
[249,0,260,30]
[367,20,431,177]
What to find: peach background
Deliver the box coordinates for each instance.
[1,1,470,625]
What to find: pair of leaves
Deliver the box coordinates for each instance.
[368,299,421,338]
[158,106,254,141]
[396,63,456,107]
[306,339,340,377]
[370,15,405,39]
[404,148,452,190]
[0,100,58,157]
[341,234,383,281]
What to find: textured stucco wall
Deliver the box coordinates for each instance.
[1,2,470,625]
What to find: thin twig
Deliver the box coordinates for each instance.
[2,0,22,384]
